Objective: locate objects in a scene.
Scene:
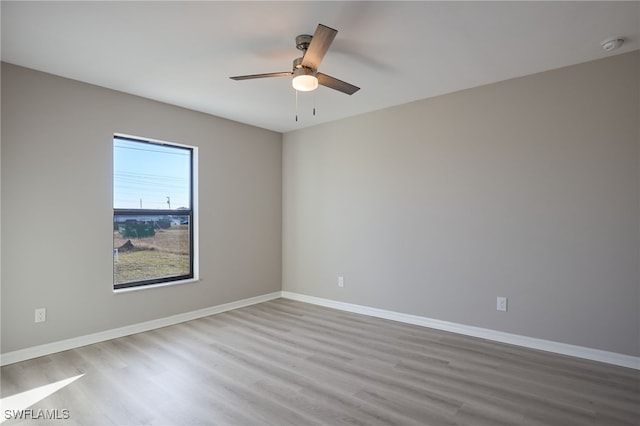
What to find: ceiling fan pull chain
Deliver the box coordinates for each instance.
[295,89,299,122]
[313,91,316,116]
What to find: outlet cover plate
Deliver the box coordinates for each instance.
[35,308,46,323]
[497,297,507,312]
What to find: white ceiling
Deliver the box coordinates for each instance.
[2,1,639,133]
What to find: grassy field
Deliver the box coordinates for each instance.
[114,226,190,285]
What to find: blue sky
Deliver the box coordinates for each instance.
[113,137,191,210]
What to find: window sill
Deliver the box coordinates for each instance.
[113,278,200,294]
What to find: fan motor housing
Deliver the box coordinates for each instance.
[292,57,316,74]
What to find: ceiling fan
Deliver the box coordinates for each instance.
[230,24,360,95]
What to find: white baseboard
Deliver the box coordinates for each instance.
[0,292,281,366]
[281,291,640,370]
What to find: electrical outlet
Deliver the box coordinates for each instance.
[497,297,507,312]
[35,308,47,323]
[338,276,344,288]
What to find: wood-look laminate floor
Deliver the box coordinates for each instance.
[1,298,639,425]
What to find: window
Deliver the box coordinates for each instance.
[113,135,195,290]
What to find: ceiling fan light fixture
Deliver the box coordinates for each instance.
[230,24,359,96]
[292,67,318,92]
[292,74,318,91]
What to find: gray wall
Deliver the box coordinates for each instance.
[283,51,640,356]
[1,63,282,353]
[3,52,639,358]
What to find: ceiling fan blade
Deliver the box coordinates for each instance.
[230,72,291,81]
[301,24,337,70]
[317,73,360,95]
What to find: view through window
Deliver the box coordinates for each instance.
[113,135,194,289]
